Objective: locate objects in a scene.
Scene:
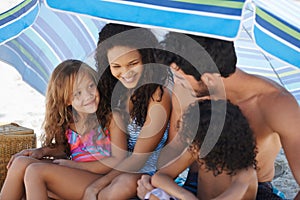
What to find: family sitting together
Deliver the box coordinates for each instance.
[0,23,299,200]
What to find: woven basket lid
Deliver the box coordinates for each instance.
[0,123,34,135]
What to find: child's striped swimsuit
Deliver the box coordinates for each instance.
[66,126,111,162]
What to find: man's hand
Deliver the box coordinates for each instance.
[137,175,155,199]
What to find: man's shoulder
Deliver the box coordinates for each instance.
[258,87,296,106]
[256,86,299,128]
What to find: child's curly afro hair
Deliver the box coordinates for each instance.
[181,99,257,176]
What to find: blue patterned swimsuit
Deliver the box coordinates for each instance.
[127,119,168,175]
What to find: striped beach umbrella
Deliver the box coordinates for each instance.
[0,0,299,104]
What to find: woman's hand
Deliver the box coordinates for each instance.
[6,148,44,169]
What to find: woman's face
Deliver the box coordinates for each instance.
[107,46,143,89]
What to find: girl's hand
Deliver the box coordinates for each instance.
[6,148,44,169]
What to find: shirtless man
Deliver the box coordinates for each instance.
[137,32,300,199]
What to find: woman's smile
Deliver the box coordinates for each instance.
[108,46,144,89]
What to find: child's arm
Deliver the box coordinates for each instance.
[151,149,197,200]
[212,167,257,200]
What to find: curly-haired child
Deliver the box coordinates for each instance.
[147,99,258,200]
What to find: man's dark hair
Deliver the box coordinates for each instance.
[156,32,237,80]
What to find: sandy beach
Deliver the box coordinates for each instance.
[0,62,299,199]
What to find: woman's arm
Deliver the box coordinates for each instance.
[83,87,172,198]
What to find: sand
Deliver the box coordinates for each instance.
[0,62,299,198]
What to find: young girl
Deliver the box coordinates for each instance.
[147,100,258,200]
[0,59,127,200]
[21,24,171,200]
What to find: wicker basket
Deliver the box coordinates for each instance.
[0,123,36,189]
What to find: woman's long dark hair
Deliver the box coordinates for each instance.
[96,24,169,126]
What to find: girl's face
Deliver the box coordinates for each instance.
[70,73,100,116]
[107,46,143,89]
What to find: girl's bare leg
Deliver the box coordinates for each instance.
[24,163,102,200]
[0,156,42,200]
[98,173,142,200]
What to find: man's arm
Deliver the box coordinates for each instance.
[263,93,300,199]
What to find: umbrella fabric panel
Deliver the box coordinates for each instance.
[0,0,39,44]
[252,1,300,68]
[235,7,300,105]
[45,0,300,70]
[0,3,105,95]
[0,44,47,94]
[235,14,282,84]
[45,0,246,39]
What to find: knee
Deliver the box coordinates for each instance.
[8,156,35,175]
[24,163,43,183]
[98,174,139,200]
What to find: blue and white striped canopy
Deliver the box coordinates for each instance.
[252,0,300,69]
[45,0,300,68]
[46,0,247,39]
[0,0,39,44]
[0,0,299,104]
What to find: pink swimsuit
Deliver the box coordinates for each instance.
[66,126,111,162]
